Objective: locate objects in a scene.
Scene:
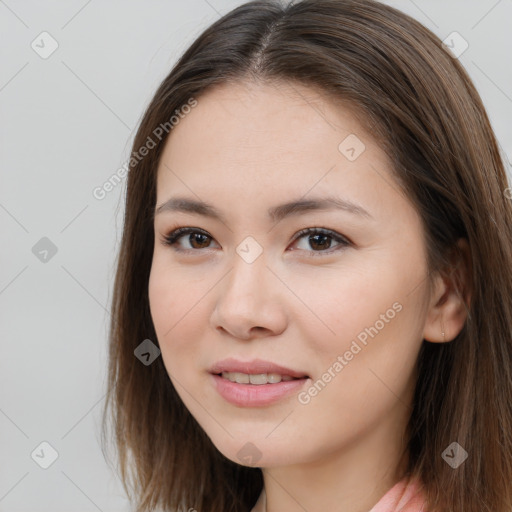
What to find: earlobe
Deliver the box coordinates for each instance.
[422,238,472,343]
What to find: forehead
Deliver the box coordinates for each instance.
[158,80,386,177]
[154,80,406,225]
[174,80,366,144]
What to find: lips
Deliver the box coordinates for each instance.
[209,358,311,407]
[209,357,309,379]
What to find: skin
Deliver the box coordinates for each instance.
[148,80,469,512]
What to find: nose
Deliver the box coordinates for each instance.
[210,248,287,340]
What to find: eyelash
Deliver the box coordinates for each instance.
[160,226,351,257]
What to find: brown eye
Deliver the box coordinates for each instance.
[290,228,351,256]
[187,232,211,249]
[161,226,351,256]
[162,227,217,251]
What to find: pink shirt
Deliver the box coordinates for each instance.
[369,475,427,512]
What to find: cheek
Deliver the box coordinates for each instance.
[148,253,198,330]
[286,252,426,399]
[148,260,175,334]
[148,257,207,377]
[283,260,405,354]
[302,283,425,420]
[291,303,422,458]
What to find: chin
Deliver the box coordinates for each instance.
[205,431,306,468]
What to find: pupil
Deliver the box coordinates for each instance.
[186,233,332,250]
[191,233,209,248]
[310,234,330,250]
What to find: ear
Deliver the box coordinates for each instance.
[423,238,472,343]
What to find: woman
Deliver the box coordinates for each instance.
[101,1,512,511]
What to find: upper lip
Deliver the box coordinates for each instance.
[209,358,309,379]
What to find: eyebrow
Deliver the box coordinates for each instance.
[154,194,373,224]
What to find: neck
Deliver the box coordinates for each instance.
[251,401,411,512]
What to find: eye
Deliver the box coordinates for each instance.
[161,227,217,252]
[290,227,351,256]
[160,226,351,256]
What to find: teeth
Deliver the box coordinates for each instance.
[220,372,297,384]
[250,374,270,385]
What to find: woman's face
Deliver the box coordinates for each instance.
[149,80,433,469]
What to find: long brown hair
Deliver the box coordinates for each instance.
[101,1,512,510]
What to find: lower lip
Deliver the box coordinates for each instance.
[211,374,309,407]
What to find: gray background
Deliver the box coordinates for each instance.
[1,0,511,510]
